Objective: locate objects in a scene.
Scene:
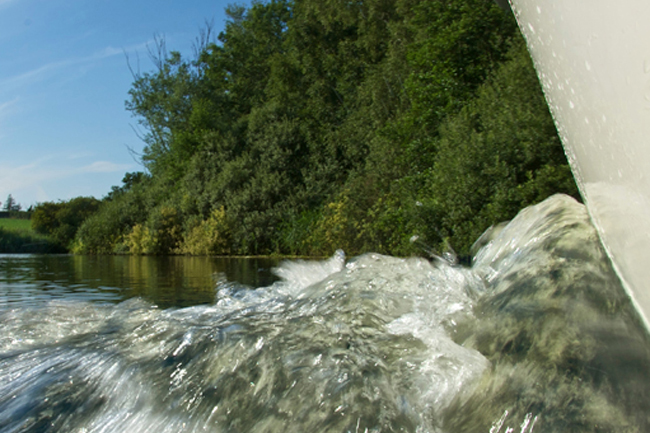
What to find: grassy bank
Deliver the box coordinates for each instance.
[0,218,65,254]
[0,218,31,232]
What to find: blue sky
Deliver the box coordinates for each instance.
[0,0,244,209]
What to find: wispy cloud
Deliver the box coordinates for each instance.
[0,97,19,118]
[66,151,95,161]
[80,161,132,173]
[0,159,58,197]
[95,46,128,59]
[0,96,18,110]
[1,61,68,87]
[0,40,152,88]
[0,97,20,140]
[0,155,134,204]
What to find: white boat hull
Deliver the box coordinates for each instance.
[508,0,650,329]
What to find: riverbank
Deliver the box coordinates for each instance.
[0,218,64,254]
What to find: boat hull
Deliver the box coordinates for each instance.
[508,0,650,329]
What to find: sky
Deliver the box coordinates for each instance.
[0,0,246,209]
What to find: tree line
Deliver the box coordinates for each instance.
[34,0,578,258]
[1,194,23,213]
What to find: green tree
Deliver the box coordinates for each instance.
[105,172,147,201]
[419,39,579,255]
[3,194,21,212]
[74,173,162,254]
[31,197,101,249]
[76,0,577,258]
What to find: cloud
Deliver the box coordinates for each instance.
[0,97,19,112]
[0,62,65,87]
[0,97,20,127]
[66,151,95,161]
[0,40,152,88]
[0,155,135,204]
[95,46,127,59]
[80,161,132,173]
[0,159,58,198]
[87,40,152,62]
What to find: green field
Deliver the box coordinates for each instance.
[0,218,65,253]
[0,218,32,232]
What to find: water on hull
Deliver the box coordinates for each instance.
[508,0,650,330]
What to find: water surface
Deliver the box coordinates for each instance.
[0,255,279,308]
[1,195,649,432]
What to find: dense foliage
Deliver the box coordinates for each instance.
[0,219,63,254]
[74,0,578,258]
[31,197,101,250]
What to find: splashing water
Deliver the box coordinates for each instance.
[1,194,649,432]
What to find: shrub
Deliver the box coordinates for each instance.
[125,224,156,255]
[179,207,233,255]
[31,197,100,250]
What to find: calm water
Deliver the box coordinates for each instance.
[1,195,650,432]
[0,255,280,308]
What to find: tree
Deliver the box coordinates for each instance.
[417,38,579,255]
[32,197,101,249]
[3,194,21,212]
[75,0,577,257]
[105,172,148,201]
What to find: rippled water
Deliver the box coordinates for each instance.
[0,255,279,308]
[1,195,649,432]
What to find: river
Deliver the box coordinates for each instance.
[1,194,649,432]
[0,255,280,309]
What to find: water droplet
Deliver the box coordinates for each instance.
[569,101,575,109]
[255,336,264,351]
[527,22,535,34]
[490,410,509,433]
[585,60,591,71]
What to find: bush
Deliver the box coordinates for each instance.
[0,227,64,253]
[306,191,363,256]
[31,197,100,250]
[179,207,233,255]
[146,206,183,254]
[74,191,148,254]
[124,224,156,255]
[421,39,579,255]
